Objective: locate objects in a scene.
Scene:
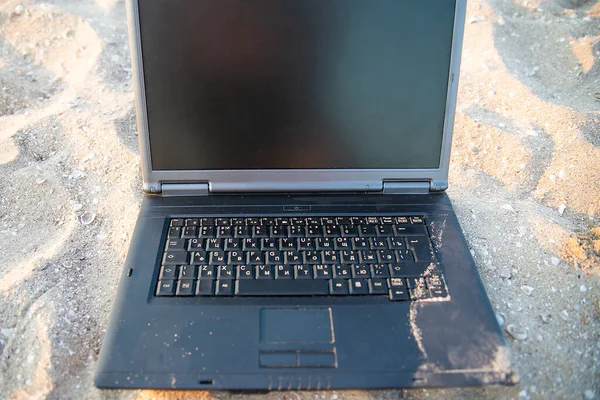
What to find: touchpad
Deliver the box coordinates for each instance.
[260,308,334,344]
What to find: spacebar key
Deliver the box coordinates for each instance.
[235,280,329,296]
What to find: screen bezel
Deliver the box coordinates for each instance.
[127,0,466,193]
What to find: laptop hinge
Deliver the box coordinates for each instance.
[383,181,438,194]
[161,183,209,196]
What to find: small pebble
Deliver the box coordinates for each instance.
[73,203,83,211]
[520,285,534,296]
[526,129,538,137]
[507,324,528,340]
[551,257,561,266]
[80,211,96,225]
[14,4,24,15]
[1,328,14,337]
[558,170,565,179]
[36,178,46,185]
[580,285,587,292]
[560,310,569,321]
[584,389,594,399]
[558,204,566,215]
[501,204,515,212]
[496,312,507,327]
[540,314,549,324]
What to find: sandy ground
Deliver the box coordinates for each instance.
[0,0,598,399]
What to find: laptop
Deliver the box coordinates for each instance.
[95,0,516,390]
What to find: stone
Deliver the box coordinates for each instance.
[507,324,528,340]
[520,285,534,296]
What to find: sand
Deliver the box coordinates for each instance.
[0,0,598,399]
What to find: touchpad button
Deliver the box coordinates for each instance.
[260,308,334,344]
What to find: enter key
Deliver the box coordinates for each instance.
[406,237,436,262]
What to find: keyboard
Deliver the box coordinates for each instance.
[155,216,449,301]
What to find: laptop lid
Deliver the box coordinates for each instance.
[126,0,466,194]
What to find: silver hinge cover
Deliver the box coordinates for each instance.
[161,183,210,196]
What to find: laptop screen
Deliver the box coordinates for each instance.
[139,0,456,171]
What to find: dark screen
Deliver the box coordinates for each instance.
[139,0,456,170]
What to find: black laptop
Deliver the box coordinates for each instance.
[95,0,516,390]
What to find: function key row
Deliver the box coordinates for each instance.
[168,223,427,239]
[170,216,424,227]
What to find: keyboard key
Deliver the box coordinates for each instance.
[163,251,189,265]
[215,280,234,296]
[182,226,198,238]
[261,238,278,250]
[298,238,316,250]
[381,217,394,224]
[196,279,215,295]
[199,226,215,237]
[323,225,340,237]
[256,265,274,279]
[358,225,377,237]
[378,250,397,263]
[235,279,329,296]
[280,238,296,250]
[359,250,377,263]
[303,251,322,264]
[368,278,388,294]
[314,265,332,279]
[246,217,260,225]
[376,225,392,236]
[351,265,370,278]
[243,238,259,250]
[178,265,197,280]
[323,250,340,264]
[292,217,306,225]
[406,237,435,262]
[209,251,226,264]
[336,217,352,225]
[370,238,387,250]
[341,250,358,263]
[217,226,233,238]
[185,218,199,226]
[341,226,359,237]
[166,238,187,251]
[394,224,427,236]
[407,277,426,289]
[388,278,409,301]
[159,265,178,279]
[224,238,241,250]
[349,279,369,295]
[190,251,208,264]
[411,216,424,224]
[306,225,320,237]
[206,238,222,251]
[215,218,230,226]
[276,217,291,226]
[168,226,182,237]
[275,264,293,279]
[188,238,204,250]
[253,226,269,238]
[231,217,245,226]
[234,226,251,238]
[351,237,369,250]
[284,251,302,264]
[371,264,390,278]
[200,217,214,226]
[321,217,335,225]
[387,237,405,249]
[334,237,351,250]
[270,226,287,237]
[198,265,216,279]
[237,265,254,279]
[329,279,349,295]
[176,280,195,296]
[266,251,283,264]
[316,238,333,250]
[389,263,426,277]
[228,251,245,264]
[366,217,379,224]
[334,264,351,278]
[289,225,305,238]
[295,265,313,279]
[217,265,234,279]
[247,251,264,264]
[170,218,185,227]
[261,217,275,226]
[156,280,176,296]
[396,249,414,262]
